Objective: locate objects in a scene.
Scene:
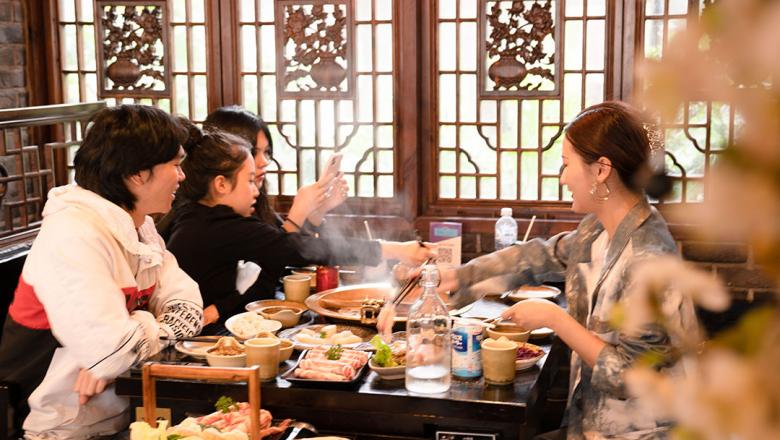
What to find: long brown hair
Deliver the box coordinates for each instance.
[565,101,651,193]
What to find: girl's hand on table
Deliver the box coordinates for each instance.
[73,368,108,405]
[203,304,220,326]
[500,298,565,330]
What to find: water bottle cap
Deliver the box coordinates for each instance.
[500,207,512,217]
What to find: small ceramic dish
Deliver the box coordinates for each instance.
[486,323,531,343]
[368,359,405,380]
[515,342,545,370]
[205,351,247,367]
[257,305,305,328]
[278,338,295,363]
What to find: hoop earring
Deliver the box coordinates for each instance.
[590,182,610,201]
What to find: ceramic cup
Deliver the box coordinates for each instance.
[481,337,518,385]
[283,274,312,303]
[245,337,280,381]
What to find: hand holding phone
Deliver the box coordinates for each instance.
[319,153,343,185]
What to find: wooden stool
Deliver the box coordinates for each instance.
[141,363,262,440]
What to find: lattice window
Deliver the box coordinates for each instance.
[0,103,105,239]
[435,0,609,202]
[640,0,735,203]
[57,0,208,121]
[238,0,395,199]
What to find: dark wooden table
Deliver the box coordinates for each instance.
[115,299,566,440]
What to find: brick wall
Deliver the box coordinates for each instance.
[0,0,26,110]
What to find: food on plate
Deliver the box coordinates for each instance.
[369,335,406,367]
[130,396,290,440]
[516,343,544,360]
[207,337,245,356]
[230,313,278,339]
[291,346,369,381]
[293,325,363,346]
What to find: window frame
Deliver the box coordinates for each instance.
[26,0,711,227]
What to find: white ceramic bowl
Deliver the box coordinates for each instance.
[225,312,283,340]
[515,342,545,370]
[368,359,405,380]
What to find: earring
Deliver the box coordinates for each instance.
[590,182,610,201]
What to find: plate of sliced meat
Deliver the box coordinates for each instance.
[283,345,370,387]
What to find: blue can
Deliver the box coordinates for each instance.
[451,318,484,378]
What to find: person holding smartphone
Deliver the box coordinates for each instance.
[202,105,347,235]
[163,119,435,333]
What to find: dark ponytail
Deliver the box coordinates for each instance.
[176,118,253,203]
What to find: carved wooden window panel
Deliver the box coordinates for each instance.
[94,0,172,98]
[478,0,562,98]
[435,0,609,202]
[56,0,209,121]
[639,0,736,203]
[238,0,396,200]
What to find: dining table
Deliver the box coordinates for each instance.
[114,297,568,440]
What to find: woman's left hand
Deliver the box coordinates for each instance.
[500,298,564,330]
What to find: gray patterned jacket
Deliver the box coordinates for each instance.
[454,200,695,439]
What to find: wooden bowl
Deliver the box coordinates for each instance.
[486,324,530,343]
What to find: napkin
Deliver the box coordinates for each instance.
[236,260,261,294]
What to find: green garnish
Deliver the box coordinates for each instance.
[168,435,184,440]
[370,335,397,367]
[198,424,221,432]
[215,396,236,414]
[319,331,327,338]
[326,344,343,360]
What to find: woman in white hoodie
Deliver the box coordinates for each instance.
[0,105,203,439]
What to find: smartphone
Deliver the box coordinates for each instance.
[322,153,343,179]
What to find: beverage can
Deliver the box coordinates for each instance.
[315,265,339,292]
[451,317,484,378]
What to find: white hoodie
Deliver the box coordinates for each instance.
[10,185,203,439]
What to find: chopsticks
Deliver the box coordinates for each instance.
[522,215,537,243]
[160,335,222,343]
[390,257,433,306]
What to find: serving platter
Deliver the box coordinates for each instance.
[277,323,377,351]
[282,350,369,388]
[305,282,469,324]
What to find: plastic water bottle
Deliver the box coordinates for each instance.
[494,207,518,251]
[405,265,452,394]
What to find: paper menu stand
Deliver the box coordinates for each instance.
[429,222,462,266]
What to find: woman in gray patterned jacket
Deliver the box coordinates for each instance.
[441,102,698,439]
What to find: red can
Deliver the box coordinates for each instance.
[316,265,339,292]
